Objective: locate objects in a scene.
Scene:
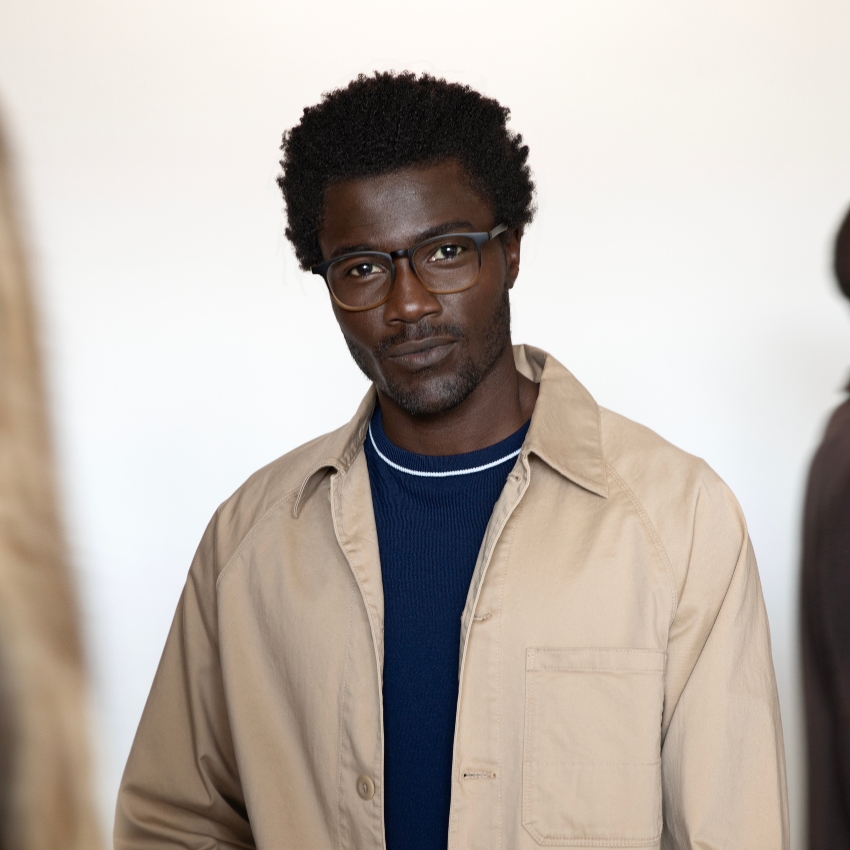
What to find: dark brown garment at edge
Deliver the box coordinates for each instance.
[803,384,850,849]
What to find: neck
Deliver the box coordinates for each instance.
[376,344,539,456]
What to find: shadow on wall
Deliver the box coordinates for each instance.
[0,111,102,849]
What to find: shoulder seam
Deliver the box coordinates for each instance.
[215,486,300,590]
[605,461,679,625]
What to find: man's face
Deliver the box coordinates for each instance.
[317,160,521,417]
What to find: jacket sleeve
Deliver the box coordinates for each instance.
[114,512,255,849]
[660,483,790,849]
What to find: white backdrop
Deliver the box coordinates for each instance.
[2,1,850,844]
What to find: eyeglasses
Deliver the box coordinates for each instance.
[311,223,508,312]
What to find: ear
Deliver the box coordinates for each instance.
[503,227,523,289]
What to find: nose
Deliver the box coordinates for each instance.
[381,257,442,324]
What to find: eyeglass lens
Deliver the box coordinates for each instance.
[327,234,481,309]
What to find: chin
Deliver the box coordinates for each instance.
[380,370,479,418]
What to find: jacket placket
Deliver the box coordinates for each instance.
[330,452,387,850]
[448,453,532,850]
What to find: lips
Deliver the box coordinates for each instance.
[384,336,457,369]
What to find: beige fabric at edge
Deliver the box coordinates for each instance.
[0,115,102,850]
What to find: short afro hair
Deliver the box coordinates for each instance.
[835,204,850,301]
[278,71,536,270]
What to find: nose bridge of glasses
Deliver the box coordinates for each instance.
[385,250,442,314]
[388,246,414,269]
[386,247,420,284]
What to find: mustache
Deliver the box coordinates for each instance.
[374,322,465,358]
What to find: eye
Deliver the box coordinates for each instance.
[427,242,466,263]
[342,260,386,280]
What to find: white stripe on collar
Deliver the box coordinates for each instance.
[368,424,521,479]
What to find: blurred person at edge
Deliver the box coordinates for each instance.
[802,204,850,850]
[0,115,102,850]
[116,73,789,849]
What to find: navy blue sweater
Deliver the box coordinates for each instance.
[364,408,530,850]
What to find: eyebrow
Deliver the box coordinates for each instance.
[330,219,476,259]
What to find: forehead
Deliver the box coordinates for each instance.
[318,160,493,255]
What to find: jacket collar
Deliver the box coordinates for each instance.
[294,344,608,514]
[514,345,608,498]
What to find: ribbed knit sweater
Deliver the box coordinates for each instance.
[364,408,530,850]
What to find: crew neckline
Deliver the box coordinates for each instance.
[367,407,530,478]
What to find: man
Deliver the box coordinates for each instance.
[115,72,789,849]
[802,204,850,850]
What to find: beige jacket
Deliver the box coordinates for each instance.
[115,345,789,850]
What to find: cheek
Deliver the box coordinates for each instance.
[462,278,506,331]
[333,308,382,352]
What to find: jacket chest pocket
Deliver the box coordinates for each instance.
[522,648,664,847]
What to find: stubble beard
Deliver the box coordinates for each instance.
[344,286,512,418]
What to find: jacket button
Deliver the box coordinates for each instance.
[356,774,375,800]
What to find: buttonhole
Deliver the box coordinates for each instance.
[462,770,496,780]
[472,612,492,622]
